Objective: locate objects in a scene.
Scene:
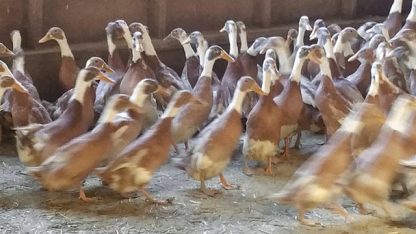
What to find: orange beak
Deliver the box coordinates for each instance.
[12,82,28,93]
[220,50,235,62]
[39,33,52,43]
[101,62,115,74]
[251,83,267,96]
[308,51,322,65]
[96,72,115,84]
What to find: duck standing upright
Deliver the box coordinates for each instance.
[171,46,234,152]
[175,77,265,196]
[130,23,192,96]
[165,28,200,88]
[243,58,283,175]
[15,67,114,167]
[99,91,202,202]
[39,27,79,93]
[95,20,130,108]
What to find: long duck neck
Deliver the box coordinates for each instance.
[407,3,416,22]
[319,56,333,80]
[130,88,148,107]
[182,43,196,59]
[162,102,181,118]
[71,72,92,104]
[277,47,292,75]
[132,47,143,63]
[228,30,239,58]
[106,34,116,56]
[142,32,158,57]
[197,41,208,66]
[227,88,247,114]
[57,38,74,58]
[334,38,354,57]
[296,26,306,48]
[289,56,305,82]
[239,30,248,53]
[200,55,216,78]
[390,0,403,14]
[261,72,272,94]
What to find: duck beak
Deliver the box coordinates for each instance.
[163,34,172,41]
[101,63,115,74]
[2,47,15,57]
[309,26,318,40]
[251,83,267,96]
[155,85,172,98]
[39,33,52,43]
[96,72,115,84]
[181,36,191,45]
[12,81,28,93]
[220,50,235,62]
[305,23,313,31]
[357,34,366,43]
[348,50,360,62]
[308,52,322,65]
[219,26,227,33]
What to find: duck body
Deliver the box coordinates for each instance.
[244,82,283,172]
[346,60,372,97]
[183,55,200,88]
[10,91,51,126]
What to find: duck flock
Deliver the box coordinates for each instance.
[2,0,416,227]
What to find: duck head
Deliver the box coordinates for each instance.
[308,45,325,65]
[340,27,366,44]
[348,47,375,63]
[105,21,125,41]
[85,57,114,74]
[220,20,237,34]
[265,48,277,61]
[310,19,325,40]
[0,75,28,101]
[188,31,205,48]
[0,60,13,77]
[164,28,188,45]
[327,24,342,35]
[0,43,15,57]
[162,90,207,118]
[246,37,267,56]
[299,16,312,32]
[205,45,234,62]
[82,66,115,84]
[368,34,389,50]
[259,36,287,54]
[236,21,247,33]
[39,27,66,43]
[130,78,170,106]
[237,76,266,95]
[286,28,298,44]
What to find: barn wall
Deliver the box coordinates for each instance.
[0,0,411,100]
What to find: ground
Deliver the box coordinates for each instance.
[1,132,416,233]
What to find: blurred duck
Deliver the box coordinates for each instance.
[270,111,364,226]
[99,91,202,202]
[215,20,265,115]
[396,0,416,35]
[0,61,51,127]
[171,46,234,152]
[164,28,200,88]
[27,95,138,202]
[344,96,416,217]
[333,27,366,77]
[0,43,14,58]
[243,57,283,175]
[95,20,131,109]
[175,77,265,196]
[129,23,192,102]
[120,31,161,129]
[15,67,114,167]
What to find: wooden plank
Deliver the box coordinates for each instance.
[26,0,44,48]
[147,0,167,38]
[253,0,272,28]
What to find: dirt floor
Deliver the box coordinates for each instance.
[1,132,416,233]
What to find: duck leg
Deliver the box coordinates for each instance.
[293,130,302,149]
[297,207,319,226]
[281,137,290,159]
[200,172,221,197]
[325,202,351,223]
[79,188,92,202]
[141,188,172,205]
[264,156,273,175]
[243,157,254,176]
[219,173,239,190]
